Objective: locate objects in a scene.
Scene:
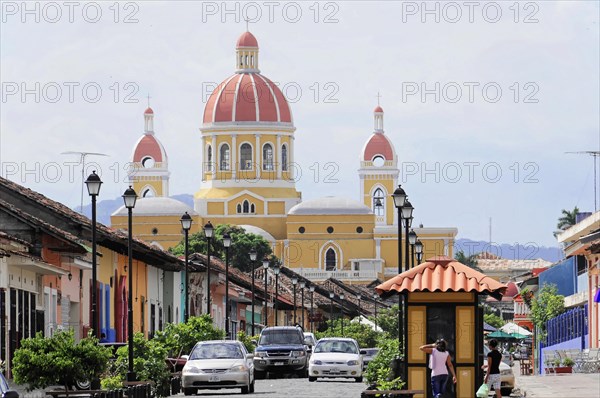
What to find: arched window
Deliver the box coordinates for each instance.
[250,203,255,213]
[220,144,230,170]
[373,188,385,216]
[243,200,249,214]
[206,145,212,171]
[282,144,288,171]
[240,143,252,170]
[325,248,336,271]
[263,143,274,171]
[237,204,242,213]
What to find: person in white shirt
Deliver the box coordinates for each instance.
[420,339,457,398]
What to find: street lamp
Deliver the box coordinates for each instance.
[329,292,334,332]
[340,292,345,336]
[357,294,362,323]
[402,202,414,273]
[204,221,214,316]
[392,185,406,351]
[373,293,378,331]
[262,258,269,327]
[249,248,257,336]
[223,233,231,338]
[415,239,423,265]
[84,170,102,338]
[180,212,192,322]
[291,277,298,325]
[273,263,280,326]
[300,280,306,328]
[122,185,137,382]
[309,285,315,333]
[408,229,417,268]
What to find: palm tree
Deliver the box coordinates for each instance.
[554,207,579,237]
[454,250,480,271]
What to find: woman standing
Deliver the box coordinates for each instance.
[420,339,457,398]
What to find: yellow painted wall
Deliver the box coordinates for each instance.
[268,201,285,215]
[208,202,225,215]
[408,367,427,398]
[227,194,265,215]
[362,177,396,225]
[133,179,164,197]
[456,306,475,363]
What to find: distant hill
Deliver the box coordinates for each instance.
[76,194,194,225]
[454,238,562,263]
[75,195,563,263]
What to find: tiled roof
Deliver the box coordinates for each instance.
[375,256,507,299]
[477,258,551,272]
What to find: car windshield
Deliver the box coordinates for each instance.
[304,335,316,345]
[259,329,303,345]
[365,349,379,356]
[314,340,358,354]
[189,343,243,360]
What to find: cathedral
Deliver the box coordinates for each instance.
[111,30,457,284]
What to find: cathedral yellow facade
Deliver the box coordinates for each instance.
[111,31,457,283]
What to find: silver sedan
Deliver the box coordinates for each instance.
[182,340,255,395]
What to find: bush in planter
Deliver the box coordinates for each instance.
[364,338,405,391]
[12,330,111,391]
[562,358,575,367]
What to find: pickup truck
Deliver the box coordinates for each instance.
[253,326,310,378]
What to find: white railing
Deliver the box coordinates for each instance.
[384,267,400,276]
[297,269,378,281]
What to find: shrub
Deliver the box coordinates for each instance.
[562,358,575,367]
[316,319,380,348]
[364,338,405,390]
[153,315,225,357]
[12,330,110,391]
[237,331,257,353]
[100,375,123,390]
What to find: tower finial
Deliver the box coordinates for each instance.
[245,17,249,32]
[376,92,382,106]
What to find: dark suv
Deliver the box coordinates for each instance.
[253,326,309,378]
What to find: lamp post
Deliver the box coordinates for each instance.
[204,221,214,316]
[300,280,306,328]
[223,233,231,338]
[249,248,257,336]
[357,294,362,323]
[392,185,407,350]
[180,212,193,322]
[340,292,345,336]
[373,293,378,331]
[415,239,423,265]
[122,186,137,382]
[291,277,298,325]
[273,263,280,326]
[85,171,102,338]
[309,285,315,333]
[262,258,269,327]
[408,229,417,268]
[329,292,334,332]
[401,199,414,387]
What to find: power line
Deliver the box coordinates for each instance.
[566,151,600,212]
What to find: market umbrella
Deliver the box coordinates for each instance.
[487,330,515,340]
[510,332,528,340]
[484,322,497,332]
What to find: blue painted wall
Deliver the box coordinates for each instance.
[539,257,576,296]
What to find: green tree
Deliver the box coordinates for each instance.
[530,285,565,337]
[370,304,400,339]
[316,319,380,348]
[484,313,504,329]
[363,338,404,390]
[12,330,110,391]
[169,224,272,272]
[556,207,579,231]
[454,250,480,270]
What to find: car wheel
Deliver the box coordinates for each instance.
[297,368,308,378]
[308,377,317,382]
[249,379,255,393]
[355,377,363,383]
[255,370,265,380]
[501,388,513,396]
[183,388,196,396]
[75,379,91,390]
[241,385,250,394]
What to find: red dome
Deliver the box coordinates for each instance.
[203,73,292,124]
[133,134,166,163]
[363,133,394,161]
[374,105,384,113]
[236,31,258,48]
[144,107,154,114]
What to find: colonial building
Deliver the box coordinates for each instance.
[111,30,458,287]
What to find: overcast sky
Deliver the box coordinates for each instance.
[1,1,598,250]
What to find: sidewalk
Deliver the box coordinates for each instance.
[514,370,600,397]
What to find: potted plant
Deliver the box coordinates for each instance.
[552,357,574,374]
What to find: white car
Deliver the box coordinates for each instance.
[308,338,364,382]
[182,340,255,395]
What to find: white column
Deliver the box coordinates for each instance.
[289,135,294,180]
[276,134,282,179]
[255,134,261,179]
[211,134,217,178]
[231,134,237,180]
[375,238,381,259]
[443,238,449,256]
